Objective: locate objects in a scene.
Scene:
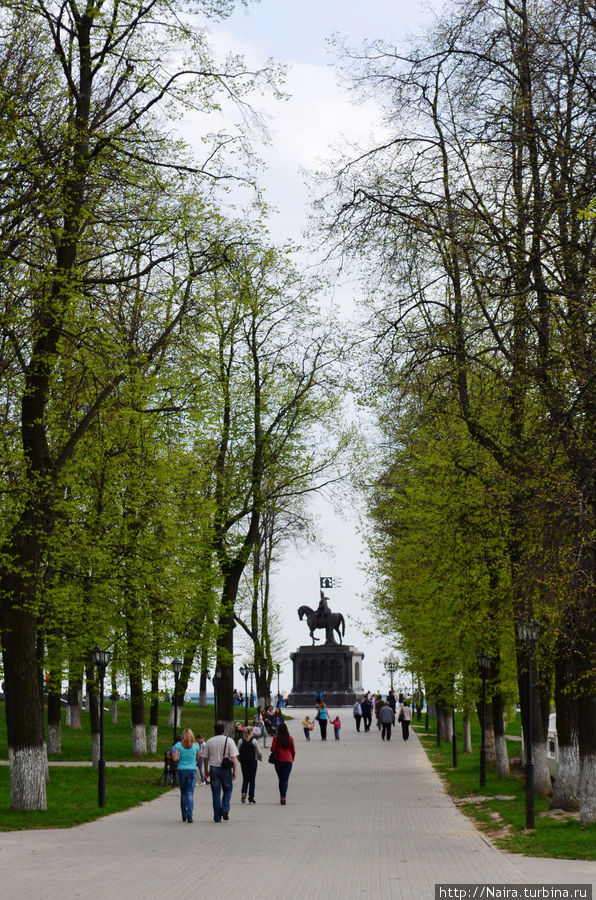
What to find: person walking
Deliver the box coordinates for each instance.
[331,714,341,740]
[255,706,268,748]
[352,699,362,732]
[316,701,328,740]
[270,722,295,805]
[172,728,201,823]
[196,733,207,785]
[238,726,262,804]
[361,696,372,732]
[379,701,395,741]
[399,699,413,740]
[374,694,384,730]
[302,715,314,739]
[201,723,239,822]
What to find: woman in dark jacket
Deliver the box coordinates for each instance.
[270,722,296,805]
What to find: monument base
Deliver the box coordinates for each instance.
[289,644,364,707]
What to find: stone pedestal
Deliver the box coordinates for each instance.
[289,644,364,707]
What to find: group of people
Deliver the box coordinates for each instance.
[302,702,341,741]
[352,692,413,741]
[171,719,296,822]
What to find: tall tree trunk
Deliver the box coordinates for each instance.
[462,712,472,754]
[67,674,82,729]
[1,603,47,810]
[87,663,100,769]
[149,673,159,753]
[47,675,62,756]
[492,692,510,779]
[551,640,579,810]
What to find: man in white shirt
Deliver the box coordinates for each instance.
[201,722,239,822]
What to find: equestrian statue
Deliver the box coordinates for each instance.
[298,591,345,645]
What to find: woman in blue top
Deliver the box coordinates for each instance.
[173,728,201,822]
[316,702,328,740]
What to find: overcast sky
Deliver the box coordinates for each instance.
[185,0,440,699]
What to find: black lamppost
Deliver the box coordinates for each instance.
[516,619,541,829]
[477,651,492,787]
[275,663,280,701]
[171,657,182,746]
[383,653,398,691]
[239,663,253,726]
[213,665,222,726]
[92,645,111,808]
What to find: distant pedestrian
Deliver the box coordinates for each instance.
[353,699,362,732]
[316,702,328,740]
[255,705,268,748]
[399,700,413,740]
[238,726,262,804]
[379,702,395,741]
[172,728,201,823]
[331,715,341,740]
[201,723,238,823]
[270,722,295,805]
[196,733,207,785]
[387,691,397,712]
[361,697,372,732]
[272,706,284,734]
[374,694,384,730]
[302,715,314,740]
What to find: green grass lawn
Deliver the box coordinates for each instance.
[413,715,596,860]
[0,700,255,762]
[0,699,257,829]
[0,765,169,830]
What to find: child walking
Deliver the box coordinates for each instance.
[332,715,341,740]
[302,715,314,740]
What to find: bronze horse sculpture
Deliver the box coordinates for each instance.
[298,605,345,645]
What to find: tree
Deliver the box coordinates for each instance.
[0,0,277,810]
[322,0,596,818]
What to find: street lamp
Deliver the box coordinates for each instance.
[383,652,398,692]
[477,651,492,788]
[171,658,182,747]
[275,663,280,701]
[92,645,112,808]
[239,662,254,726]
[516,619,541,829]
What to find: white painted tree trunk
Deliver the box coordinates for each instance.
[68,703,82,729]
[91,733,100,769]
[47,722,61,755]
[9,746,47,811]
[533,741,552,796]
[463,716,472,753]
[552,741,579,811]
[578,751,596,825]
[110,701,118,725]
[131,723,147,756]
[148,725,158,753]
[495,733,510,778]
[440,711,453,742]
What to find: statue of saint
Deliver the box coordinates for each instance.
[316,590,330,629]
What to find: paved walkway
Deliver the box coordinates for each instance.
[1,710,595,899]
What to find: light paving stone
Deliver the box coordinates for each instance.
[0,708,594,899]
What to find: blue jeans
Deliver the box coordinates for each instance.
[274,761,292,799]
[209,766,233,821]
[241,760,257,801]
[178,768,197,820]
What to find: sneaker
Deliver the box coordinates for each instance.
[280,798,286,805]
[187,817,193,823]
[222,812,229,820]
[241,793,246,803]
[249,799,256,804]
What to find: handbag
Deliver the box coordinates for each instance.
[268,745,277,764]
[221,737,234,770]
